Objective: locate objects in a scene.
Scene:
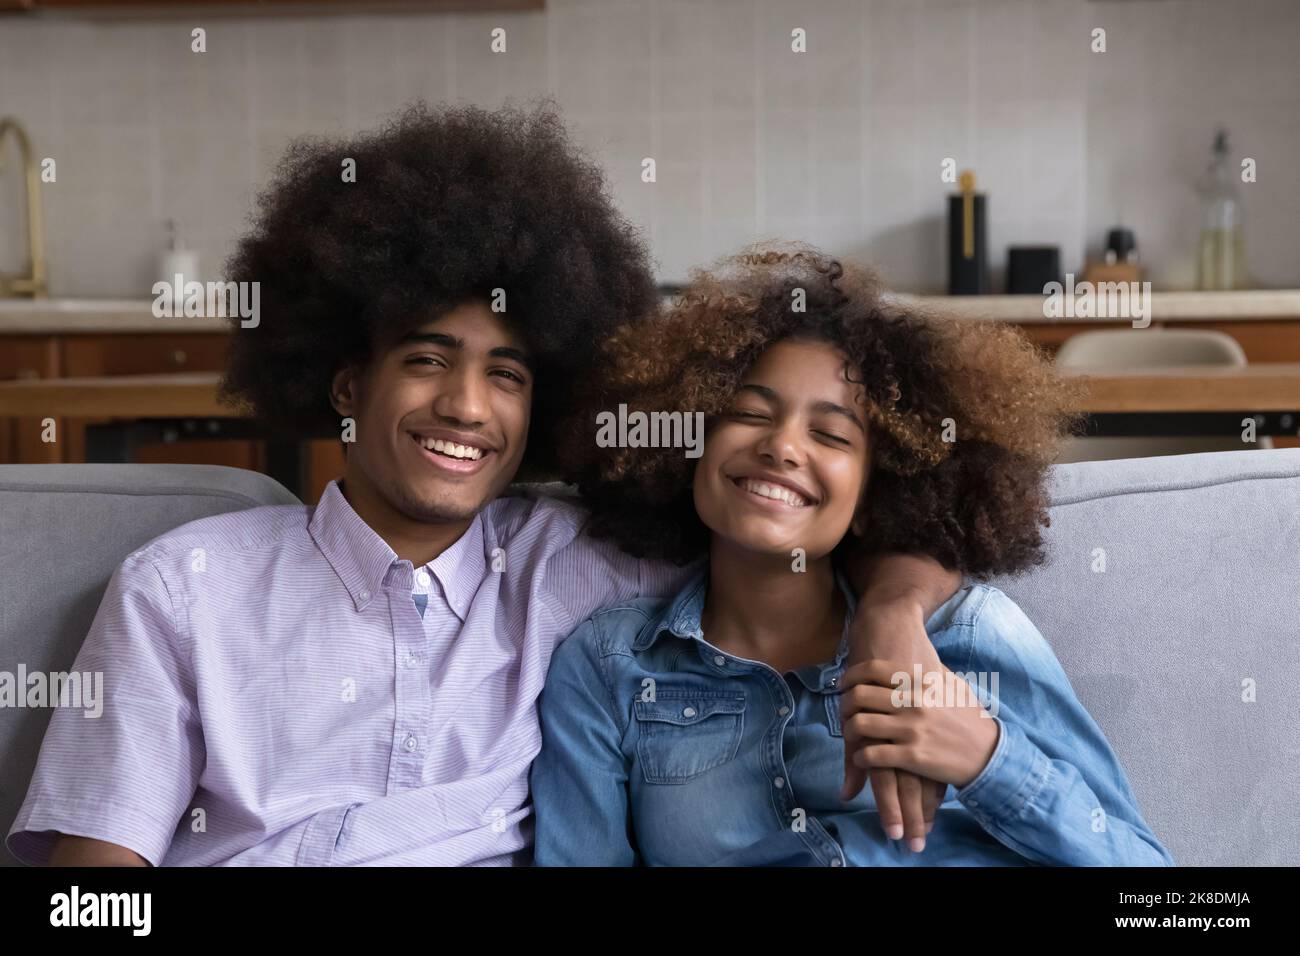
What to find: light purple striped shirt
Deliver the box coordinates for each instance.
[7,480,695,866]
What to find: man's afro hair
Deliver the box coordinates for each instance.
[220,101,658,477]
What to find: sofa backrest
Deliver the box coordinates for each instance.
[988,448,1300,866]
[0,465,300,865]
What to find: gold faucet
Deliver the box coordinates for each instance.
[0,117,48,298]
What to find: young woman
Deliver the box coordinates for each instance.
[528,245,1173,866]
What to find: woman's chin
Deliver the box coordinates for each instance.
[714,530,820,563]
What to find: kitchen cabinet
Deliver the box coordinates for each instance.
[0,331,264,474]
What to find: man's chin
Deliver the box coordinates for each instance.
[394,485,491,525]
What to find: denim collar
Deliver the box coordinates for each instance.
[635,562,859,687]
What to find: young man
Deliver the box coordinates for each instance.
[7,104,958,866]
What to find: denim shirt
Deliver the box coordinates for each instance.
[530,566,1173,866]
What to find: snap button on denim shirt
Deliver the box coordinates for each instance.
[530,566,1173,867]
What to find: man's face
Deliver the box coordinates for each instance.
[331,301,533,524]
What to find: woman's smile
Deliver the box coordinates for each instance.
[729,474,816,509]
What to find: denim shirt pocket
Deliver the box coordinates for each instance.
[634,690,746,785]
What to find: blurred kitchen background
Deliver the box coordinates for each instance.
[2,0,1299,502]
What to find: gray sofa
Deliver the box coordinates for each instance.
[1,454,1297,866]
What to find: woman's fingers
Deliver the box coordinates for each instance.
[921,776,945,835]
[867,767,906,841]
[896,770,927,853]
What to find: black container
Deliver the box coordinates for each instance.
[947,191,989,294]
[1006,246,1063,294]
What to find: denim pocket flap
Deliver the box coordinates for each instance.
[634,693,745,725]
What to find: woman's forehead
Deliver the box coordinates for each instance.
[741,339,867,405]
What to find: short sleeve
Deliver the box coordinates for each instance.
[5,553,205,866]
[538,511,700,639]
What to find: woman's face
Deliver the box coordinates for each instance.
[693,337,871,561]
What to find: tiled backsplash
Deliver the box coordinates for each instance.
[0,0,1296,297]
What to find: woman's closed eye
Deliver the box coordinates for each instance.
[815,430,852,446]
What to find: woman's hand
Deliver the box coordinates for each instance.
[840,658,1000,790]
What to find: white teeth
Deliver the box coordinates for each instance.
[415,436,484,461]
[738,478,809,507]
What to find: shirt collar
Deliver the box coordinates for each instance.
[309,479,486,618]
[635,562,859,677]
[423,506,486,622]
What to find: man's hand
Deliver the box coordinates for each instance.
[841,551,962,852]
[48,835,148,867]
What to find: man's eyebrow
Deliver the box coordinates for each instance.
[397,330,534,372]
[737,384,864,432]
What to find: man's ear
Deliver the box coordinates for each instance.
[330,365,359,418]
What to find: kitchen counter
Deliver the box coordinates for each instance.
[0,299,225,333]
[886,289,1300,323]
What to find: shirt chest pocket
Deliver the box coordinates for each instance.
[633,691,746,785]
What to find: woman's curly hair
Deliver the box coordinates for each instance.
[563,243,1087,579]
[220,101,657,477]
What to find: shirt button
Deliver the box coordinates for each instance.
[714,655,726,666]
[358,589,371,602]
[831,859,843,867]
[828,677,838,688]
[778,706,790,716]
[416,570,431,588]
[774,776,785,789]
[682,707,697,718]
[404,735,417,752]
[968,799,979,807]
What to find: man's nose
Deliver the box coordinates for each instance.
[433,367,490,425]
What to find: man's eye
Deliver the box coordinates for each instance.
[733,410,767,420]
[406,355,443,367]
[493,369,527,385]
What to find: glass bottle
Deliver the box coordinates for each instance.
[1196,129,1246,290]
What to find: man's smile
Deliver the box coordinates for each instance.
[407,430,494,475]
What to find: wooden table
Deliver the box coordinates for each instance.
[2,367,1299,417]
[4,367,1300,417]
[0,372,231,418]
[1,367,1298,490]
[0,372,307,493]
[1062,363,1300,412]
